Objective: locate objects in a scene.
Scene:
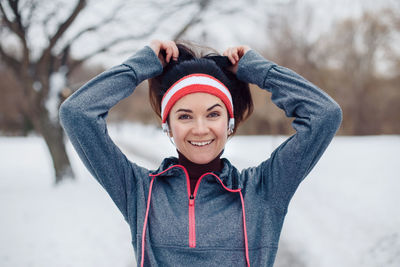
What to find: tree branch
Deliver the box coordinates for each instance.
[67,0,192,72]
[0,44,20,74]
[38,0,86,65]
[173,0,212,41]
[63,0,211,73]
[49,0,86,49]
[68,28,158,72]
[1,0,30,66]
[42,8,59,39]
[8,0,25,36]
[23,0,38,29]
[59,2,124,55]
[0,1,24,41]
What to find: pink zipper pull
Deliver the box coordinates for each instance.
[189,194,195,206]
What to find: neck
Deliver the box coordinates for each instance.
[178,151,223,194]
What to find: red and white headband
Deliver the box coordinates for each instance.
[161,73,235,133]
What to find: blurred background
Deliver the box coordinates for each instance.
[0,0,399,266]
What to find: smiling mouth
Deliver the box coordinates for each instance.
[188,140,214,147]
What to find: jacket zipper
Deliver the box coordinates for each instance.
[187,173,215,248]
[187,172,209,248]
[188,193,196,247]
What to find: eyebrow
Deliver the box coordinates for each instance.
[207,103,222,111]
[176,108,192,113]
[175,103,222,113]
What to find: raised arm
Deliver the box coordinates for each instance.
[59,44,165,221]
[232,48,342,212]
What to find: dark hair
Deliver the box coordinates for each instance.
[148,40,253,134]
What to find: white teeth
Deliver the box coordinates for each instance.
[189,140,212,146]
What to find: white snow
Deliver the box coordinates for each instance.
[0,123,399,267]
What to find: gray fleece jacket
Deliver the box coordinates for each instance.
[59,46,342,267]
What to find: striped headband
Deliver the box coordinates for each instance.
[161,73,235,132]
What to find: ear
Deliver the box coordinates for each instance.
[228,118,235,134]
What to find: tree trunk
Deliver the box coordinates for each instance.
[32,109,75,184]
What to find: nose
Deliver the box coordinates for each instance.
[191,118,210,135]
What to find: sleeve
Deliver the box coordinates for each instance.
[236,49,342,212]
[59,46,163,222]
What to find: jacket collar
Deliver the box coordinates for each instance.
[150,157,241,190]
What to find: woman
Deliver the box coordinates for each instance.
[59,39,342,266]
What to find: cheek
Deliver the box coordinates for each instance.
[215,121,228,139]
[170,122,186,141]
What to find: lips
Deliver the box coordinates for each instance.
[188,140,214,147]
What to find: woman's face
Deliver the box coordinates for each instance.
[169,92,229,164]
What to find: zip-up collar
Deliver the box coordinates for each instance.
[178,150,223,195]
[150,156,241,190]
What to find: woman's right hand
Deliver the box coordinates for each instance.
[149,40,179,68]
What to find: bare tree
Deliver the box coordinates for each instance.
[0,0,216,184]
[264,3,400,135]
[321,10,394,135]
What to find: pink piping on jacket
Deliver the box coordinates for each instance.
[140,175,156,267]
[141,165,250,267]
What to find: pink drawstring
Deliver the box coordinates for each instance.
[141,169,251,267]
[239,191,250,267]
[140,176,156,267]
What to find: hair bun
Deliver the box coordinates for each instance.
[204,55,232,69]
[177,45,196,61]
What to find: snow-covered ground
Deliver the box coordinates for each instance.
[0,123,399,267]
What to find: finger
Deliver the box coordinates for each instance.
[232,50,240,64]
[234,48,239,62]
[171,42,179,61]
[165,46,173,63]
[223,48,231,60]
[166,41,179,62]
[227,48,236,65]
[238,45,251,57]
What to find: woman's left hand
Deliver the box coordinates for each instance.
[223,45,251,74]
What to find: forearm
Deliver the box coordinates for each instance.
[58,46,162,221]
[237,50,342,207]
